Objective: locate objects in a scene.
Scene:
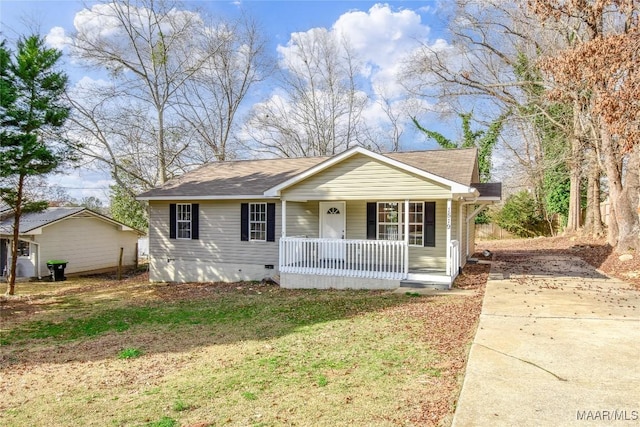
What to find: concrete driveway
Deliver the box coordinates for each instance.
[452,251,640,426]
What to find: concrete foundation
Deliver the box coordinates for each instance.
[280,272,399,290]
[150,258,276,283]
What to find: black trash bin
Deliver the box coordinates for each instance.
[46,260,68,281]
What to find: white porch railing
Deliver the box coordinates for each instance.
[279,237,408,280]
[450,240,460,282]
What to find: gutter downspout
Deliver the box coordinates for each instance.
[460,197,479,258]
[31,241,42,279]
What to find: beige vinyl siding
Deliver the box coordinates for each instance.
[345,200,449,270]
[281,153,452,200]
[149,200,280,266]
[467,205,477,257]
[33,217,138,275]
[460,203,468,259]
[285,201,319,237]
[408,200,448,270]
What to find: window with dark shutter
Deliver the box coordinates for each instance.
[169,204,177,239]
[191,203,199,240]
[240,203,249,241]
[366,202,376,239]
[266,203,276,242]
[424,202,436,247]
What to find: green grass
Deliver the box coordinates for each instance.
[118,347,143,359]
[144,416,177,427]
[3,291,409,345]
[172,398,190,411]
[1,280,478,427]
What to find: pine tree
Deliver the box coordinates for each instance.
[0,35,70,294]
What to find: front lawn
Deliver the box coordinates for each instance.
[0,268,487,426]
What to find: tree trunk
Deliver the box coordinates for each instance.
[601,126,640,251]
[583,147,604,237]
[616,147,640,251]
[6,174,25,295]
[158,107,167,184]
[566,102,583,232]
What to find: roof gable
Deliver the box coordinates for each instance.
[0,207,141,235]
[265,146,477,197]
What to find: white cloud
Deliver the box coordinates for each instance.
[333,4,430,70]
[45,26,71,50]
[73,3,126,40]
[276,4,447,101]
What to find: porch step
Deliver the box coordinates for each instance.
[400,280,450,290]
[406,272,450,283]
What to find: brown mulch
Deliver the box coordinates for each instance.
[393,262,490,426]
[477,235,640,290]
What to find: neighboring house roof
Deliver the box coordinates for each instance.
[0,207,142,235]
[0,202,11,219]
[138,146,483,201]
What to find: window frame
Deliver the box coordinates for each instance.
[375,201,425,246]
[377,202,401,241]
[249,202,267,242]
[17,240,30,257]
[176,203,192,240]
[408,202,424,247]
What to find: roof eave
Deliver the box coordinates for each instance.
[138,194,279,201]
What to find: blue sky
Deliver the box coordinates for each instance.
[0,0,454,202]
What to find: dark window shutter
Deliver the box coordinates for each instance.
[191,203,199,240]
[366,202,377,240]
[240,203,249,241]
[424,202,436,247]
[169,204,176,239]
[266,203,276,242]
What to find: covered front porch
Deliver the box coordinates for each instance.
[277,198,463,290]
[279,236,460,289]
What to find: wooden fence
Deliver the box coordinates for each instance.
[475,223,516,240]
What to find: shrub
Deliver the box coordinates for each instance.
[492,191,547,238]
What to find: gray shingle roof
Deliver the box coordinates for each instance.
[138,148,481,200]
[0,207,144,235]
[0,207,85,234]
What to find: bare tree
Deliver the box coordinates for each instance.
[70,0,211,185]
[66,0,269,195]
[402,0,596,234]
[175,14,271,163]
[243,28,367,157]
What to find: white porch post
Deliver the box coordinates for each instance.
[281,198,287,237]
[404,199,409,276]
[458,201,464,257]
[446,198,452,276]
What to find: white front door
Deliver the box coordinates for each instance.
[320,201,346,260]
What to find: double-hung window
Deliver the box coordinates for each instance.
[376,202,426,246]
[408,202,424,246]
[378,202,400,240]
[176,203,192,239]
[249,203,267,241]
